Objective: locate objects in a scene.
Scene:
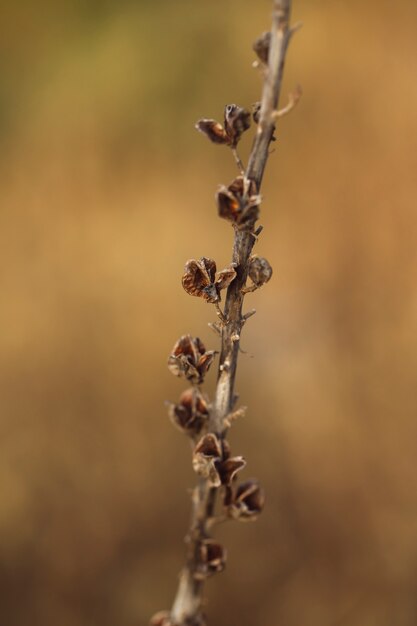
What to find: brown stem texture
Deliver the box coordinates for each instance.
[169,1,295,624]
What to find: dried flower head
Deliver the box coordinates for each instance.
[192,433,222,487]
[253,31,271,64]
[196,103,250,149]
[195,539,227,579]
[248,255,273,287]
[167,335,216,384]
[182,257,236,304]
[168,388,209,436]
[216,176,261,228]
[228,479,265,521]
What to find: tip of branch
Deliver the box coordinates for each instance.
[289,21,303,38]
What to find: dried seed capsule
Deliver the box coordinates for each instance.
[168,388,209,436]
[195,539,227,579]
[223,104,251,148]
[215,263,237,291]
[192,433,222,487]
[195,119,229,145]
[217,456,246,485]
[216,176,261,228]
[253,31,271,64]
[229,479,265,521]
[182,257,218,303]
[182,258,237,303]
[248,255,273,288]
[167,335,216,384]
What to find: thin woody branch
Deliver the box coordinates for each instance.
[152,2,299,625]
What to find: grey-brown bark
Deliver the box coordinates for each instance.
[152,2,299,625]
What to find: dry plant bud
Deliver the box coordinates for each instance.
[223,104,251,148]
[168,388,209,436]
[182,257,237,303]
[216,176,261,228]
[167,335,216,384]
[195,539,227,579]
[195,119,229,145]
[248,255,273,288]
[192,433,222,487]
[229,479,265,521]
[253,31,271,64]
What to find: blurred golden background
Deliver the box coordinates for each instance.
[1,0,417,624]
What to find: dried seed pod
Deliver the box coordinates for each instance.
[167,335,216,384]
[192,433,222,487]
[217,456,246,485]
[216,176,261,228]
[215,263,237,291]
[253,31,271,64]
[182,258,237,303]
[248,255,273,288]
[195,119,229,145]
[223,104,251,148]
[229,479,265,521]
[195,539,227,579]
[168,388,209,436]
[182,257,219,303]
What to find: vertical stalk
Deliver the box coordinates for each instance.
[163,2,298,624]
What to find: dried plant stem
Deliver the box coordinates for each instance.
[169,2,295,624]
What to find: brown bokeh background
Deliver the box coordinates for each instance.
[1,1,417,624]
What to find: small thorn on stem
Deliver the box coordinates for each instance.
[215,303,227,324]
[289,21,303,38]
[242,309,256,322]
[208,322,221,336]
[231,147,245,175]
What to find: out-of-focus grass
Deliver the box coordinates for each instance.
[1,1,417,625]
